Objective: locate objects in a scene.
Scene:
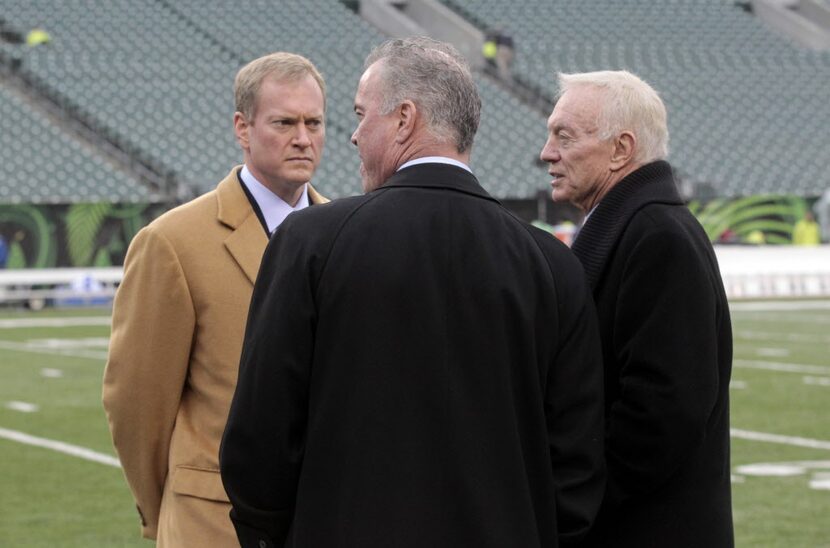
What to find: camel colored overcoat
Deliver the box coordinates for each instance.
[103,167,326,546]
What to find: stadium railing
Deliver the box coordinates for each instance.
[0,267,122,310]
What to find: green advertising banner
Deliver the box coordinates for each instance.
[0,202,169,268]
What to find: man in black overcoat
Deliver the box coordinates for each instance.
[219,37,606,548]
[540,70,734,547]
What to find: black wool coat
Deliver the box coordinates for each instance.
[572,161,734,548]
[220,163,606,548]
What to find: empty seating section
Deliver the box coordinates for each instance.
[5,0,824,200]
[0,86,151,203]
[3,0,244,197]
[443,0,830,197]
[1,0,554,200]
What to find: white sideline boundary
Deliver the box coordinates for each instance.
[730,429,830,451]
[0,340,109,360]
[733,359,830,375]
[0,317,111,329]
[2,425,828,471]
[0,427,121,467]
[729,300,830,312]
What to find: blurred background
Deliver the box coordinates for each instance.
[0,0,828,546]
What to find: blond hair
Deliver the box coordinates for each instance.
[234,52,326,120]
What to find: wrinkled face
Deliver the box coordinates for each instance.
[235,74,325,198]
[351,62,401,193]
[539,86,615,212]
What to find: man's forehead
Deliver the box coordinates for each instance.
[354,64,382,104]
[549,89,601,130]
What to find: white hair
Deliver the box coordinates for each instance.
[557,70,669,163]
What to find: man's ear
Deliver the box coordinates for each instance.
[234,112,249,150]
[394,100,417,144]
[610,131,636,171]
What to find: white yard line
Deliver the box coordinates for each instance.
[803,376,830,387]
[733,330,830,344]
[0,340,109,360]
[730,301,830,312]
[0,427,120,467]
[0,317,111,329]
[733,359,830,375]
[731,429,830,451]
[2,423,826,471]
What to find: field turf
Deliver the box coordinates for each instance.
[1,302,828,546]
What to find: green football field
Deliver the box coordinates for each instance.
[1,302,828,547]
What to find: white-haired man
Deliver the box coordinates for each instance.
[541,70,734,547]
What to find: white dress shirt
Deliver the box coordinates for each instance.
[398,156,473,173]
[240,165,309,234]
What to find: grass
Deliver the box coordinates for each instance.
[1,302,829,547]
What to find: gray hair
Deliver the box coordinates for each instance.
[235,52,326,120]
[557,70,669,163]
[365,36,481,153]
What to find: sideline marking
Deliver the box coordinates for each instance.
[803,376,830,387]
[1,425,825,472]
[0,340,108,360]
[755,347,790,358]
[0,427,120,467]
[0,317,111,329]
[731,429,830,451]
[733,461,830,491]
[733,359,830,375]
[810,474,830,490]
[730,301,830,312]
[733,330,830,344]
[6,401,39,413]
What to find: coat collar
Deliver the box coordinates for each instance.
[217,167,329,285]
[571,160,683,289]
[378,162,500,204]
[217,167,267,285]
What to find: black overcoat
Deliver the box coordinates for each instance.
[220,163,606,548]
[572,161,734,547]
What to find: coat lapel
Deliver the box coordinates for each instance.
[308,183,329,205]
[216,168,269,285]
[571,161,682,289]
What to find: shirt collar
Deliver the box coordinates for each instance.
[398,156,472,173]
[240,165,309,234]
[583,205,597,225]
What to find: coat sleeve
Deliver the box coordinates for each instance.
[220,216,317,548]
[102,225,195,539]
[606,227,722,503]
[545,251,606,545]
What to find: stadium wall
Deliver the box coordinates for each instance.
[716,245,830,299]
[0,203,169,268]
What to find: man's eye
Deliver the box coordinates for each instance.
[307,120,322,128]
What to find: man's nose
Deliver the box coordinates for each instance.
[540,139,558,162]
[294,125,312,147]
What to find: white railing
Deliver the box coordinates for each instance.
[715,245,830,299]
[1,246,830,308]
[0,267,122,309]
